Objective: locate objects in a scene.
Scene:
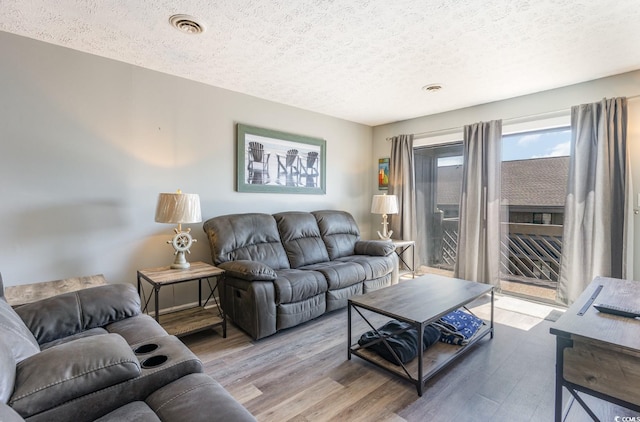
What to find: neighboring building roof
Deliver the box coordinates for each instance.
[437,156,570,207]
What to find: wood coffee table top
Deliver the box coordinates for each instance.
[349,274,493,324]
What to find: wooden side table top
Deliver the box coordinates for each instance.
[4,274,107,307]
[137,261,224,286]
[550,276,640,351]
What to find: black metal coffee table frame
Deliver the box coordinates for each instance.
[348,275,494,396]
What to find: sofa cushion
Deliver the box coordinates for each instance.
[300,261,365,290]
[0,341,15,404]
[273,269,328,304]
[10,334,140,418]
[0,299,40,363]
[146,373,256,422]
[274,212,330,268]
[312,210,361,259]
[94,401,160,422]
[15,284,141,345]
[203,213,290,270]
[40,327,108,350]
[337,255,396,280]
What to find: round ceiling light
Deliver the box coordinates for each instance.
[422,83,443,92]
[169,14,205,34]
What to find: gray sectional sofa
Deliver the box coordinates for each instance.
[0,276,255,422]
[203,210,399,340]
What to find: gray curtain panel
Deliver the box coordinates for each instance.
[389,134,420,264]
[454,120,503,286]
[558,97,632,305]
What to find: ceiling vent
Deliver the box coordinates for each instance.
[422,84,443,92]
[169,14,205,34]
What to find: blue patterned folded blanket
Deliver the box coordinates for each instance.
[432,309,484,346]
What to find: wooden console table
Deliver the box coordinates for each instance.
[4,274,107,307]
[137,261,226,338]
[550,276,640,421]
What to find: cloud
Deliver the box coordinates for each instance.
[533,141,571,158]
[438,156,463,167]
[517,134,542,146]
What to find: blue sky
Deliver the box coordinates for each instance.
[502,128,571,161]
[437,128,571,166]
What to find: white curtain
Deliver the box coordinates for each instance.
[389,135,419,254]
[558,97,632,305]
[454,120,503,286]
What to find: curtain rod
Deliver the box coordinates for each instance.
[385,94,640,141]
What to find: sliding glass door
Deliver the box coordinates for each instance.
[413,127,570,303]
[414,143,463,273]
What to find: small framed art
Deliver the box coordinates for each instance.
[378,158,389,190]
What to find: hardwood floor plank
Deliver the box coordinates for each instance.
[181,295,634,422]
[226,382,263,404]
[254,377,344,422]
[300,369,391,421]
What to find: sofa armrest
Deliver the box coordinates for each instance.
[9,334,140,418]
[15,284,141,345]
[354,240,395,256]
[218,261,277,281]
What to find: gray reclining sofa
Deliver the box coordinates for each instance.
[0,276,255,422]
[203,210,399,340]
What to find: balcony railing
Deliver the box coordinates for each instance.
[437,220,563,288]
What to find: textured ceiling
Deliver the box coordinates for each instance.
[1,0,640,126]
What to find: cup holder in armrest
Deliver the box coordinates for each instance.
[141,355,168,369]
[134,344,159,354]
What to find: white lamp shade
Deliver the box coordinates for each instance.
[371,194,398,215]
[155,192,202,224]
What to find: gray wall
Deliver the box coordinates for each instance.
[3,28,640,304]
[0,31,373,302]
[373,70,640,277]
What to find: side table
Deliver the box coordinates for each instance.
[390,239,416,278]
[137,261,226,338]
[4,274,107,307]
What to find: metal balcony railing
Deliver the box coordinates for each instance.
[437,220,563,288]
[500,222,563,287]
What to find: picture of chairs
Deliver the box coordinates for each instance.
[300,151,319,187]
[277,149,299,186]
[247,141,271,184]
[237,124,325,193]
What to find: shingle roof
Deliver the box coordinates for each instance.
[437,156,569,207]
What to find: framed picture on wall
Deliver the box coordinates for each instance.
[378,158,390,190]
[237,124,326,194]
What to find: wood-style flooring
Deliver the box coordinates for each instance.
[182,294,636,422]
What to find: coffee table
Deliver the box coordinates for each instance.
[348,274,494,396]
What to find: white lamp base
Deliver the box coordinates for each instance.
[167,228,196,269]
[170,251,191,269]
[376,214,394,240]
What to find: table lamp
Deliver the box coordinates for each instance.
[371,194,398,240]
[155,190,202,269]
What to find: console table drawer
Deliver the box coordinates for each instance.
[563,338,640,405]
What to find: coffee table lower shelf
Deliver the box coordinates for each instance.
[159,307,224,338]
[349,324,493,393]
